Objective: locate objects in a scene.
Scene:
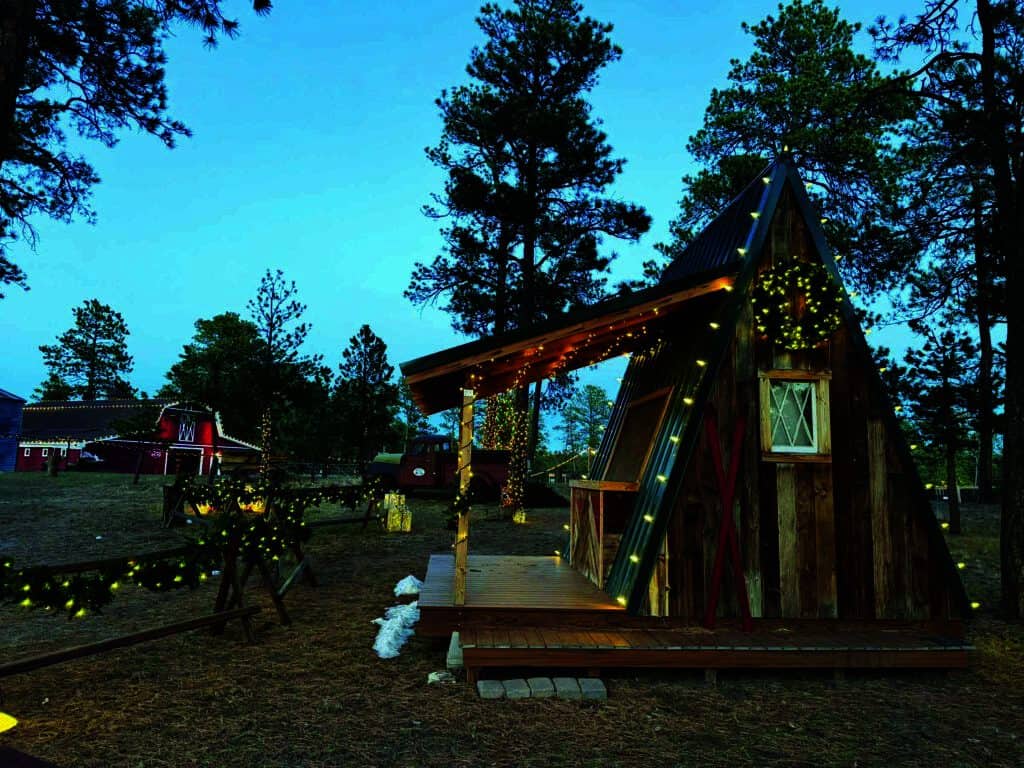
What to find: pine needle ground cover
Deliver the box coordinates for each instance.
[1,474,1021,768]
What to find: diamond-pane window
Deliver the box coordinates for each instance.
[178,416,196,443]
[769,380,817,452]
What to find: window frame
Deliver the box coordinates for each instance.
[604,386,673,484]
[41,448,49,457]
[758,370,831,461]
[23,447,30,457]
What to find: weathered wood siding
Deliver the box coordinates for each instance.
[659,190,960,622]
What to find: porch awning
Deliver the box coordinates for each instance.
[400,267,736,415]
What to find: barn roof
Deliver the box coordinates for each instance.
[0,388,26,402]
[17,399,258,450]
[20,399,174,441]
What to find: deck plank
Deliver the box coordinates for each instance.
[420,554,624,611]
[460,624,973,674]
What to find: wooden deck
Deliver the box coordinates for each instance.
[418,554,624,636]
[417,554,972,677]
[458,624,973,680]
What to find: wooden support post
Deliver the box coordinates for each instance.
[453,388,474,606]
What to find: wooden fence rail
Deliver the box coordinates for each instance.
[0,606,261,679]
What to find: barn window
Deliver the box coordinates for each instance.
[178,416,196,443]
[60,447,67,456]
[759,372,831,458]
[770,381,816,452]
[23,448,30,457]
[41,448,49,457]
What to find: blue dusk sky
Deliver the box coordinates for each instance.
[1,0,910,425]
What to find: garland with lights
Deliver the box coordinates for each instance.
[1,478,382,618]
[751,261,844,351]
[0,543,220,619]
[446,491,473,531]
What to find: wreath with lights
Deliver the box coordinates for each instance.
[751,261,845,351]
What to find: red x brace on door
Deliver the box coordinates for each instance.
[703,409,753,632]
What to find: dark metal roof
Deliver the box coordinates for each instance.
[660,164,772,284]
[0,388,25,402]
[20,399,174,441]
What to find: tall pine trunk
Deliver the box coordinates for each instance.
[978,0,1024,618]
[974,198,996,504]
[501,147,539,519]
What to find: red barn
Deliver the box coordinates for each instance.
[16,399,258,475]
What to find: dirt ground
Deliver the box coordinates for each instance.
[0,472,1022,768]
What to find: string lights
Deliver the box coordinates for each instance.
[1,478,383,617]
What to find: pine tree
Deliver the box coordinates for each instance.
[161,312,264,442]
[407,0,650,514]
[903,320,979,534]
[654,0,915,294]
[246,269,317,466]
[38,299,134,400]
[397,378,430,449]
[874,0,1024,617]
[33,373,74,402]
[0,1,271,296]
[336,325,399,473]
[559,384,612,459]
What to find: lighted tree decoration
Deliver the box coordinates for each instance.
[481,391,516,450]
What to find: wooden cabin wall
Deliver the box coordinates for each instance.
[662,189,960,623]
[665,299,763,620]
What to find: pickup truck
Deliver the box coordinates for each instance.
[366,434,510,498]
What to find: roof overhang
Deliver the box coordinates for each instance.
[400,268,737,414]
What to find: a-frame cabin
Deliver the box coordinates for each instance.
[402,158,972,679]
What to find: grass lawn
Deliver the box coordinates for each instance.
[1,472,1022,768]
